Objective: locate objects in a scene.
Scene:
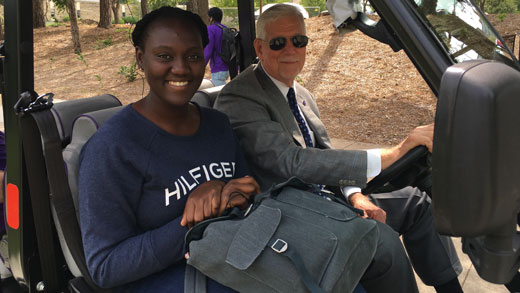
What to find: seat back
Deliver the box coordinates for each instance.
[63,106,124,222]
[191,85,224,108]
[46,95,122,289]
[199,78,215,90]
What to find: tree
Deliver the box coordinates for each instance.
[149,0,179,11]
[142,0,149,16]
[484,0,517,13]
[66,0,82,52]
[33,0,46,28]
[111,0,121,24]
[187,0,209,24]
[99,0,112,28]
[476,0,486,11]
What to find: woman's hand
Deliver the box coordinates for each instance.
[180,180,225,228]
[219,176,261,214]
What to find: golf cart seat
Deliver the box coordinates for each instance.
[59,104,124,292]
[191,85,224,108]
[199,78,215,90]
[23,94,122,292]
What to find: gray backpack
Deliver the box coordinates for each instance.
[185,177,379,293]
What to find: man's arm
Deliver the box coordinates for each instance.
[215,85,368,189]
[380,123,434,170]
[348,123,434,222]
[204,26,216,65]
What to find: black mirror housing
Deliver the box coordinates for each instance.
[433,60,520,283]
[433,60,520,237]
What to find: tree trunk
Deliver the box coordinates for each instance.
[66,0,82,53]
[0,21,3,41]
[419,0,438,14]
[187,0,209,25]
[98,0,112,28]
[480,0,486,11]
[33,0,46,28]
[111,0,121,25]
[141,0,148,17]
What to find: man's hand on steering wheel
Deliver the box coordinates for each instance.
[380,123,434,170]
[349,192,387,223]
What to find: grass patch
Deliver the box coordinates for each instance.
[118,62,138,82]
[95,36,114,50]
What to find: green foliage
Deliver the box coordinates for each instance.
[484,0,517,13]
[94,74,102,82]
[115,27,132,33]
[95,36,114,49]
[300,0,326,13]
[47,22,63,27]
[76,52,88,67]
[118,62,138,82]
[63,15,70,22]
[149,0,179,11]
[51,0,67,11]
[497,12,507,21]
[122,16,140,24]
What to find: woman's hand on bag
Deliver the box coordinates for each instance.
[219,176,260,215]
[349,192,387,223]
[181,180,226,228]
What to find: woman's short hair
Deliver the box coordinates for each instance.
[256,4,306,40]
[208,7,223,23]
[132,6,209,51]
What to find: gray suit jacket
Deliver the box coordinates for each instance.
[214,63,367,191]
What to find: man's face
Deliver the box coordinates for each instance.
[254,15,306,87]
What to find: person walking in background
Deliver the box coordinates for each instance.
[204,7,230,86]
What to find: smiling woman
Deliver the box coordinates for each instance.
[77,6,259,291]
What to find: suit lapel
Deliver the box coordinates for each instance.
[254,64,307,147]
[294,83,333,149]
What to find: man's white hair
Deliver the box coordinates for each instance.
[256,4,306,40]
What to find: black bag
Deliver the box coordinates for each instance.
[185,177,379,293]
[215,23,237,66]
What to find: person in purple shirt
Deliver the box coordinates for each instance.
[204,7,230,86]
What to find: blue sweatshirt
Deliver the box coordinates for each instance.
[79,105,248,291]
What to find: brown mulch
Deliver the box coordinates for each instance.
[33,14,520,146]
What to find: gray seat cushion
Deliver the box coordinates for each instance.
[191,85,224,108]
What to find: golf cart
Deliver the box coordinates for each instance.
[1,0,520,291]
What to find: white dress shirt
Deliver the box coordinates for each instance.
[265,72,381,201]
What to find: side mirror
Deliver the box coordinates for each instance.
[432,60,520,284]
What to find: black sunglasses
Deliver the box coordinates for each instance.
[268,35,309,51]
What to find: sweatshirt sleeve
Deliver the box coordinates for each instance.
[204,25,216,65]
[78,136,187,288]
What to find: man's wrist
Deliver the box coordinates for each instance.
[342,186,361,203]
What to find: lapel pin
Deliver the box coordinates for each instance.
[302,100,306,106]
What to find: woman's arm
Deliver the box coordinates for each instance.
[79,141,187,288]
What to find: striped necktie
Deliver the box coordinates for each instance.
[287,88,313,148]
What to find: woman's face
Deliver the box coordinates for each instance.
[136,18,205,108]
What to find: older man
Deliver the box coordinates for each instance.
[215,4,462,293]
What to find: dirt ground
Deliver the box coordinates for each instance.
[33,13,520,145]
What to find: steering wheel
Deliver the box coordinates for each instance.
[361,146,433,196]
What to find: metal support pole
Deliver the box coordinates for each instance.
[237,0,256,70]
[3,0,35,289]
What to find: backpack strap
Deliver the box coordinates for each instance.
[184,264,207,293]
[267,238,326,293]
